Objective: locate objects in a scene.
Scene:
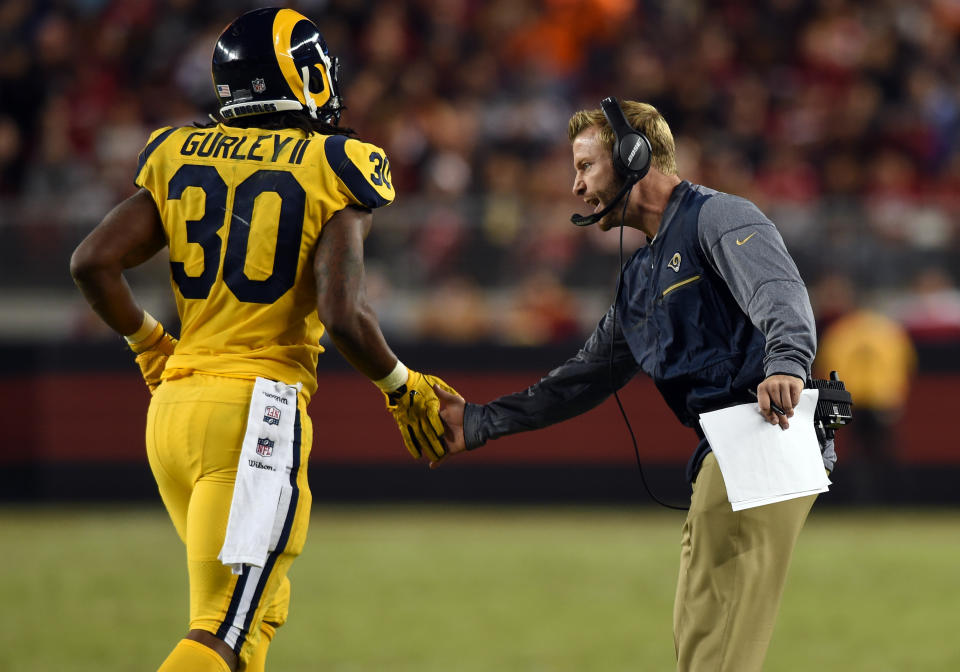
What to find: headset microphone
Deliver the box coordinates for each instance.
[570,175,639,227]
[569,97,651,227]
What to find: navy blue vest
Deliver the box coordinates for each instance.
[616,184,766,451]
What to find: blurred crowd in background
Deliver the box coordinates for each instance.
[3,0,960,350]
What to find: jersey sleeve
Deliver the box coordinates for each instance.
[321,135,395,209]
[134,126,177,189]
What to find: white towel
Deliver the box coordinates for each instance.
[219,377,302,574]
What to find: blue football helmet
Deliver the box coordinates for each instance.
[212,7,342,124]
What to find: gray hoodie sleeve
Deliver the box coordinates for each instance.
[697,195,816,381]
[462,304,641,450]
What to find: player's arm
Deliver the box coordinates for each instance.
[314,205,397,379]
[314,205,457,461]
[70,188,177,393]
[70,188,166,335]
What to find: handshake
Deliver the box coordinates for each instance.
[125,314,467,465]
[380,366,466,466]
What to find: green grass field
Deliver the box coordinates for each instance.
[1,505,958,671]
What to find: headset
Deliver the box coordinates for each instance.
[571,96,652,227]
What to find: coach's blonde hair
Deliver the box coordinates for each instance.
[568,101,677,176]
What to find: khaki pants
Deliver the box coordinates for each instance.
[673,453,816,672]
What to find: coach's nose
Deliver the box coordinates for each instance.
[572,173,585,197]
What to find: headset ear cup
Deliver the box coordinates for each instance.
[619,133,651,179]
[602,96,652,181]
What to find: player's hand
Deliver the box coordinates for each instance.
[129,325,177,395]
[756,374,803,430]
[384,370,458,462]
[431,384,467,469]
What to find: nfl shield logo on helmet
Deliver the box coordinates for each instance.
[252,78,266,94]
[256,437,275,457]
[263,406,281,426]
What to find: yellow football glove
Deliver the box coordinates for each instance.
[126,316,178,394]
[384,369,459,461]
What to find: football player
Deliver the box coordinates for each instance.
[70,8,456,672]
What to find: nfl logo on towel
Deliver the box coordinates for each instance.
[263,406,281,426]
[256,437,275,457]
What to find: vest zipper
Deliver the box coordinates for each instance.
[661,274,701,298]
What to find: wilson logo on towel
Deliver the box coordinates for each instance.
[256,437,275,457]
[263,406,282,425]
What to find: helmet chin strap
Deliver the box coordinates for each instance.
[300,66,318,119]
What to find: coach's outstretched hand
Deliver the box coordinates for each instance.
[432,385,467,468]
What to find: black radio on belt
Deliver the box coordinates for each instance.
[807,371,854,443]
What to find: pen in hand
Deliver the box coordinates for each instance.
[748,389,786,416]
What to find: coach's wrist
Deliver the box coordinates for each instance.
[764,362,807,383]
[462,402,486,451]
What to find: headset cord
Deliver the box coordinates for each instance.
[608,189,689,512]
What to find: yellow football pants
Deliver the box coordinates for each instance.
[146,373,312,669]
[673,453,816,672]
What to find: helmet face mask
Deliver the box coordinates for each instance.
[212,7,342,125]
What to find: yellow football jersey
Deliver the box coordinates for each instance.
[134,123,394,400]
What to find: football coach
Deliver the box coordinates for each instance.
[434,98,834,672]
